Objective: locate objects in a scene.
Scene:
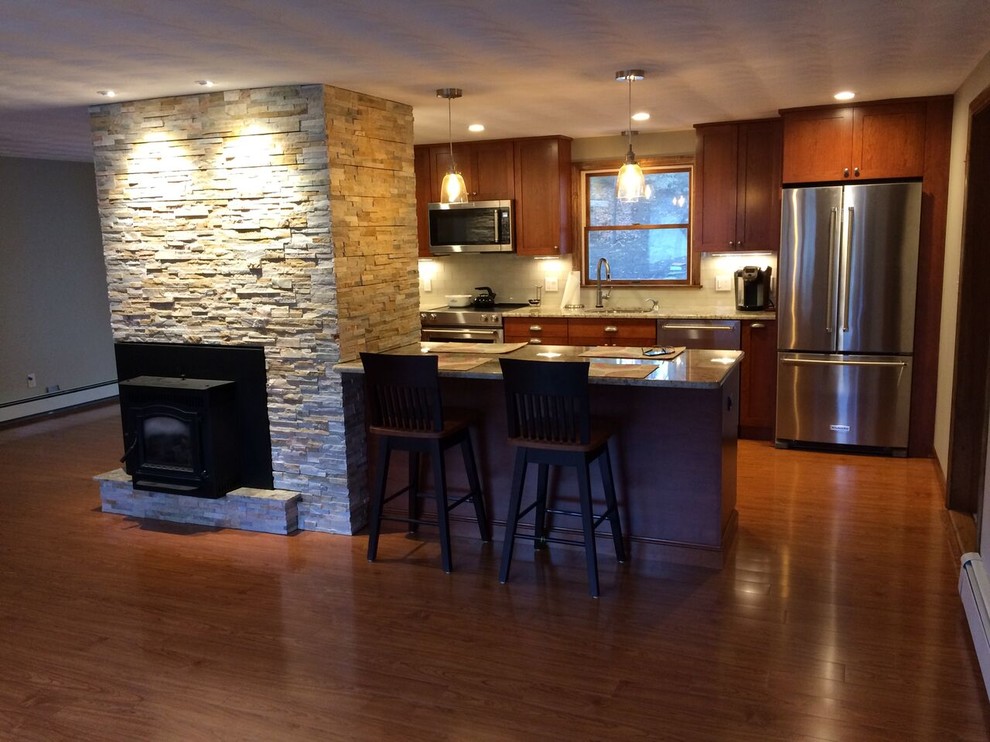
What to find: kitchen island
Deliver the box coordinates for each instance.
[337,344,742,568]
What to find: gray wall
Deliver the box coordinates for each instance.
[0,156,115,415]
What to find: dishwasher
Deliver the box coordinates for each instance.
[656,319,741,350]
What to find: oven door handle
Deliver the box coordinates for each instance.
[421,328,503,343]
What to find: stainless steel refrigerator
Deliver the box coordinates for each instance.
[775,181,921,452]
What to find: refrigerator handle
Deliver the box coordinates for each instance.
[782,357,908,368]
[826,207,838,335]
[841,206,854,332]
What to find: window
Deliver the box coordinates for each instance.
[583,165,692,285]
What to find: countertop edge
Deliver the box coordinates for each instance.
[335,344,743,389]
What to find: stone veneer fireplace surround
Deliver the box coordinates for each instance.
[90,84,420,534]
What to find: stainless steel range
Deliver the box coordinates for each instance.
[420,304,528,343]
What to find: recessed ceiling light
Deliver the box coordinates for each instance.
[631,111,650,122]
[195,80,215,87]
[97,90,116,98]
[468,123,485,133]
[834,90,856,101]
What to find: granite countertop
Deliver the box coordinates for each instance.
[335,343,743,389]
[501,305,776,321]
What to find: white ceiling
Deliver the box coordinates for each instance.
[2,0,989,162]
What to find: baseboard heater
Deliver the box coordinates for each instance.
[959,552,990,699]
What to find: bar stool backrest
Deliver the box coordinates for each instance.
[360,353,444,433]
[498,358,591,446]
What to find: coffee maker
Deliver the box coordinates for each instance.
[734,266,772,310]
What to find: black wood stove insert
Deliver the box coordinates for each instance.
[119,376,240,498]
[114,341,274,498]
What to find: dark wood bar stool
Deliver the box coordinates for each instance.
[497,357,626,597]
[360,352,491,573]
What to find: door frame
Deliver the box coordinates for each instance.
[946,85,990,513]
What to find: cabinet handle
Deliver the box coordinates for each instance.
[843,167,850,178]
[529,325,542,332]
[604,325,618,333]
[661,324,735,331]
[728,240,734,248]
[751,322,766,329]
[853,167,860,177]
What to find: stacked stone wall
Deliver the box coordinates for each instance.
[89,84,417,533]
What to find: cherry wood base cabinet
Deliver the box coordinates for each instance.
[504,317,655,347]
[503,317,569,345]
[739,319,777,440]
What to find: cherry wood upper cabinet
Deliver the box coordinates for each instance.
[782,100,927,183]
[694,119,782,253]
[414,146,433,257]
[428,140,515,202]
[513,136,572,256]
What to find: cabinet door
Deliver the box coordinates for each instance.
[740,319,777,439]
[470,140,515,201]
[693,123,740,252]
[414,146,433,257]
[568,318,656,347]
[852,102,926,179]
[504,317,568,344]
[514,137,572,256]
[782,108,854,183]
[736,119,782,252]
[430,141,514,202]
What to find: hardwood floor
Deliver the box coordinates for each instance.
[1,403,988,740]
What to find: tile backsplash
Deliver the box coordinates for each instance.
[418,253,777,311]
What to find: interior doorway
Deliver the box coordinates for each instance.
[946,86,990,515]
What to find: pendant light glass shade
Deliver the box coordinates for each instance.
[615,70,647,203]
[440,171,468,203]
[437,88,468,204]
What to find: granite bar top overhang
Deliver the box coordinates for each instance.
[335,343,743,389]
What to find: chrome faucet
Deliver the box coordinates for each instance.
[595,257,611,308]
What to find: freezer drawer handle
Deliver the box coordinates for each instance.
[782,358,908,368]
[661,324,735,331]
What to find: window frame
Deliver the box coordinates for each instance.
[577,155,696,288]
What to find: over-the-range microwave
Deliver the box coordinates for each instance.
[428,200,513,254]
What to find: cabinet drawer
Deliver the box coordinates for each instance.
[568,318,657,346]
[504,317,568,344]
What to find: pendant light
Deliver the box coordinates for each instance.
[615,70,647,202]
[437,88,468,204]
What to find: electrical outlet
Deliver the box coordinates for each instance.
[27,373,36,388]
[714,275,731,292]
[422,277,432,292]
[545,275,559,292]
[46,384,60,394]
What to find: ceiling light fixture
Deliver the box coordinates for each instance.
[195,80,216,88]
[632,111,651,122]
[834,90,856,101]
[97,90,116,98]
[615,69,647,203]
[436,88,468,204]
[468,123,485,133]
